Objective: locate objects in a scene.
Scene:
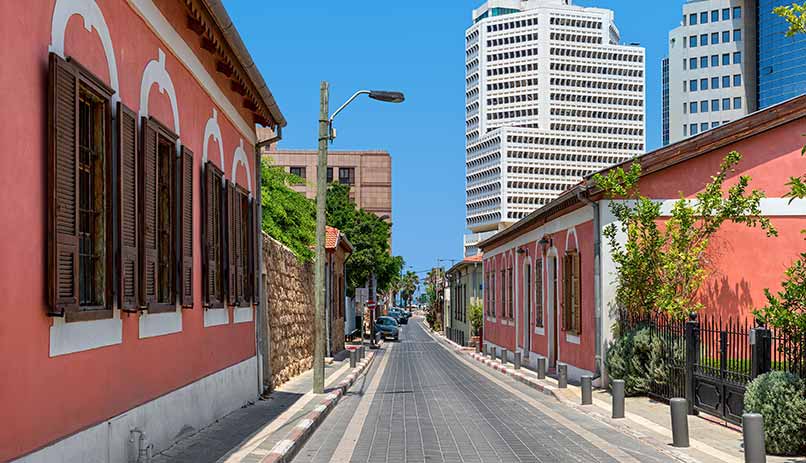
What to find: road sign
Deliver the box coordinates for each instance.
[367,300,376,310]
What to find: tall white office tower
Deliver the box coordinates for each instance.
[665,0,756,145]
[464,0,646,256]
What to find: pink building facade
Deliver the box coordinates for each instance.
[480,96,806,383]
[0,0,284,461]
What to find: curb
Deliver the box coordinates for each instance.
[259,351,376,463]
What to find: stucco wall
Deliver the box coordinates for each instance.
[263,234,314,389]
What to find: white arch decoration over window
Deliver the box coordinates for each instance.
[565,227,579,252]
[202,108,226,171]
[231,139,252,196]
[50,0,119,104]
[139,49,180,148]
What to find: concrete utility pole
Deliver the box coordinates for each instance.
[313,81,329,394]
[312,84,404,394]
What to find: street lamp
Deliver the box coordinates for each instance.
[313,82,404,394]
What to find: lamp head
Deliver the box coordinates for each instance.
[369,90,405,103]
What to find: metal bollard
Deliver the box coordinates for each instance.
[581,376,592,405]
[670,398,690,448]
[350,349,357,368]
[513,352,521,370]
[557,363,568,388]
[612,379,625,419]
[536,357,546,379]
[742,413,766,463]
[500,348,508,364]
[359,345,365,360]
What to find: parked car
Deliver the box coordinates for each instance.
[389,308,409,324]
[375,316,400,341]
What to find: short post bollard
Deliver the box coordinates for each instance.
[536,357,546,379]
[612,379,625,419]
[488,346,495,360]
[670,398,690,447]
[581,376,592,405]
[350,349,357,368]
[742,413,766,463]
[557,363,568,388]
[501,348,508,364]
[514,352,521,370]
[359,345,365,360]
[476,342,481,353]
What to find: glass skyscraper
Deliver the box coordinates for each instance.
[757,0,806,108]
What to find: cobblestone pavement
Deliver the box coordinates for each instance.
[293,319,677,463]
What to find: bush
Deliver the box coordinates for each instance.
[605,326,682,396]
[744,371,806,456]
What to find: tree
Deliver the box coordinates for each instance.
[326,182,403,294]
[595,152,776,321]
[260,158,315,261]
[468,298,483,337]
[399,271,419,307]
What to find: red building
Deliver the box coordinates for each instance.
[0,0,285,460]
[479,96,806,384]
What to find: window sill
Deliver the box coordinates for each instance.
[534,326,545,336]
[65,307,114,323]
[204,306,229,327]
[50,310,122,357]
[147,302,177,314]
[233,305,253,324]
[139,308,182,339]
[565,333,581,345]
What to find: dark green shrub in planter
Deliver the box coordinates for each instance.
[744,371,806,456]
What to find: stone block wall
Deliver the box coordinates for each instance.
[263,233,314,389]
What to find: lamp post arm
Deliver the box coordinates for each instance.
[329,90,370,123]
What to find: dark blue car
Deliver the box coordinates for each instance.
[375,316,400,341]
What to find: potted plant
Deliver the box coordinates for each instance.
[468,298,483,351]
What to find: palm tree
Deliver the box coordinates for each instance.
[400,271,419,307]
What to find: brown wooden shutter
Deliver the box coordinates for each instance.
[246,196,255,304]
[47,53,80,316]
[563,254,571,331]
[227,182,238,305]
[235,189,246,304]
[140,118,159,307]
[117,102,139,311]
[180,146,194,307]
[252,196,260,304]
[573,253,581,333]
[203,162,224,308]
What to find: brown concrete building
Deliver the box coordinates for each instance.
[263,148,392,219]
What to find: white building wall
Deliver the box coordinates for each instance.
[465,0,645,256]
[668,0,756,144]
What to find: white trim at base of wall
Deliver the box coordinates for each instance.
[15,356,258,463]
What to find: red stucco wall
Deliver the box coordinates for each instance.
[0,1,261,459]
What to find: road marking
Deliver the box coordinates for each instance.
[217,362,350,463]
[424,327,644,463]
[330,342,395,462]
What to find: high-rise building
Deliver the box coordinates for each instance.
[464,0,646,256]
[662,57,671,146]
[757,0,806,108]
[665,0,757,145]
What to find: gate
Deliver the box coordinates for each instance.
[688,317,753,426]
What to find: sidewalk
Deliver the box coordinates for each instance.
[434,331,806,463]
[152,346,376,463]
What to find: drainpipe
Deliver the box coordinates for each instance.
[255,126,283,394]
[576,186,604,386]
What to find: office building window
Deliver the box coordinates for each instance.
[723,30,731,43]
[690,13,697,25]
[722,98,730,110]
[701,11,708,24]
[339,167,355,185]
[700,34,708,46]
[733,74,742,86]
[700,78,708,90]
[700,56,708,68]
[690,36,697,47]
[733,7,741,19]
[684,59,688,70]
[711,10,719,22]
[711,99,719,111]
[683,102,688,114]
[711,32,719,44]
[734,97,742,109]
[691,124,698,135]
[326,167,333,183]
[701,122,709,132]
[711,76,720,89]
[722,8,730,20]
[289,166,306,184]
[684,124,688,136]
[712,121,720,128]
[701,100,709,112]
[734,29,742,41]
[690,101,698,113]
[733,52,741,64]
[690,57,698,70]
[711,55,719,67]
[723,75,731,88]
[690,80,698,92]
[722,53,730,65]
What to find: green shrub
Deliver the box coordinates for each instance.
[605,326,682,396]
[744,371,806,456]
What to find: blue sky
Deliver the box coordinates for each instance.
[224,0,683,277]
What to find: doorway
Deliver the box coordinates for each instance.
[548,256,559,368]
[523,263,531,356]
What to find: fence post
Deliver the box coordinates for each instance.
[685,312,700,415]
[751,322,772,379]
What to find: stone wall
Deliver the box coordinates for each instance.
[263,233,314,389]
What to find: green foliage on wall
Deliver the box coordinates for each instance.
[260,158,315,261]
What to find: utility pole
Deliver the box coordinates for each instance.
[313,81,329,394]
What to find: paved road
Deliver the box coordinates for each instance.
[293,318,676,463]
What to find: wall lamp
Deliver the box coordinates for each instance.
[516,246,528,255]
